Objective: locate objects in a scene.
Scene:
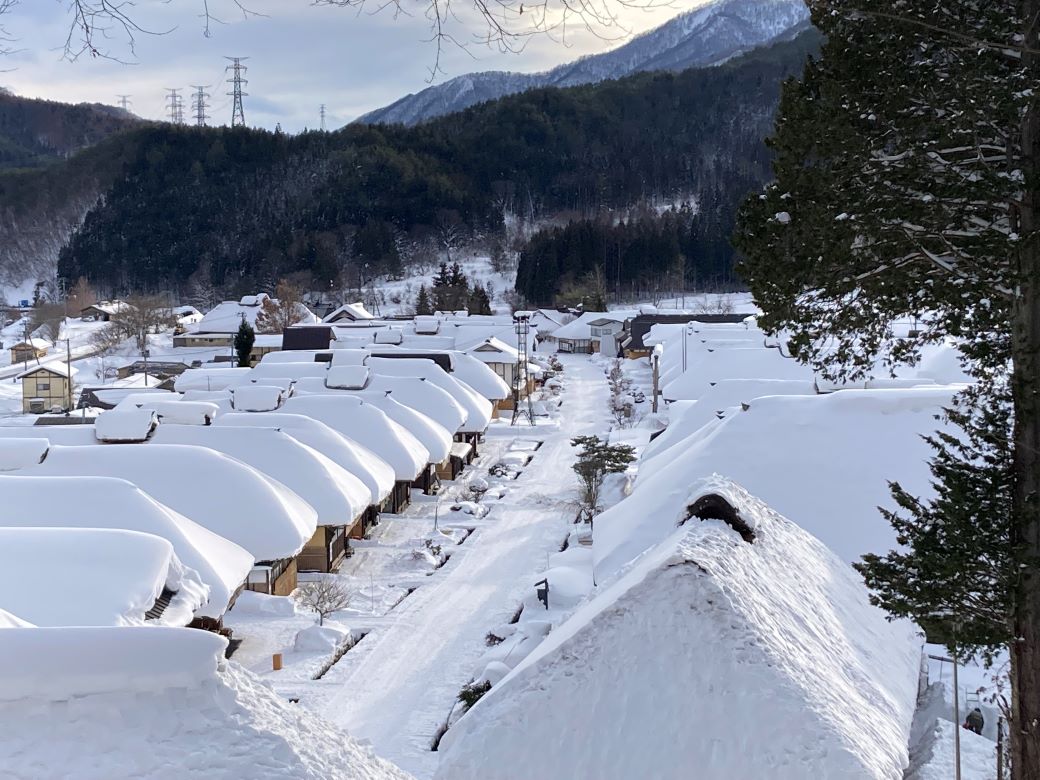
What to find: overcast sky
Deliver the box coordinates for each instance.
[0,0,699,131]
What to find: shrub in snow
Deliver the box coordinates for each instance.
[570,435,635,522]
[485,632,505,646]
[294,579,352,626]
[457,680,492,711]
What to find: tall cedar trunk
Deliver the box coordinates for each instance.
[1012,3,1040,774]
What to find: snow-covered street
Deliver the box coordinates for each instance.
[302,356,607,777]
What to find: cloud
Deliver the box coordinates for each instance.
[0,0,699,131]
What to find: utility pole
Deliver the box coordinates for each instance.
[320,103,327,131]
[191,85,210,127]
[225,57,249,127]
[165,88,185,125]
[116,94,132,112]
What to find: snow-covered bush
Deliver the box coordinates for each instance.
[457,680,492,711]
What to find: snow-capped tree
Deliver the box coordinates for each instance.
[734,1,1039,774]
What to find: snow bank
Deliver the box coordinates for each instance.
[437,478,922,780]
[150,425,369,525]
[281,395,429,481]
[0,528,207,627]
[0,475,253,618]
[0,627,412,779]
[599,387,957,571]
[24,444,316,562]
[214,412,395,505]
[0,438,49,471]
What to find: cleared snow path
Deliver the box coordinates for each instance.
[318,356,607,778]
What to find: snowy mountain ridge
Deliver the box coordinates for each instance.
[359,0,811,126]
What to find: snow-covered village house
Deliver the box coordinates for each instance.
[466,337,540,410]
[18,363,75,413]
[79,300,131,322]
[9,338,49,364]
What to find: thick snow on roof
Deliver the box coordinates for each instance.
[150,425,370,525]
[365,357,492,434]
[197,297,317,334]
[663,347,815,401]
[549,310,636,341]
[128,400,220,426]
[0,627,411,779]
[438,478,921,780]
[231,384,284,412]
[449,351,511,400]
[0,437,49,471]
[251,360,331,379]
[0,528,207,627]
[367,375,467,434]
[642,379,818,466]
[214,412,394,505]
[260,349,327,364]
[93,408,159,442]
[323,301,377,322]
[174,367,253,392]
[599,387,958,572]
[281,394,429,481]
[326,365,371,390]
[0,426,97,446]
[17,362,77,379]
[0,475,253,618]
[23,444,315,562]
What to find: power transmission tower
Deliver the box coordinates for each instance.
[320,103,327,131]
[191,85,210,127]
[225,56,249,127]
[164,88,184,124]
[116,94,132,112]
[511,312,536,426]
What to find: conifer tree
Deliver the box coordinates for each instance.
[233,318,255,368]
[734,1,1039,773]
[415,284,434,316]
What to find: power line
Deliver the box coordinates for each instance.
[164,88,184,125]
[116,94,132,112]
[191,85,211,127]
[225,56,249,128]
[320,103,327,131]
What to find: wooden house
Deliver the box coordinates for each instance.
[9,339,49,364]
[18,363,76,413]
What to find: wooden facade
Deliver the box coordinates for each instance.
[297,525,353,573]
[20,366,73,413]
[245,557,298,597]
[10,341,48,364]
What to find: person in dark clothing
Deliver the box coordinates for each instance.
[964,708,984,735]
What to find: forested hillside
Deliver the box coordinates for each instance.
[42,28,818,298]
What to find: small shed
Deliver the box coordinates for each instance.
[10,339,49,364]
[80,300,131,322]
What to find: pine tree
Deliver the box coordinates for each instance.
[415,284,434,316]
[733,1,1039,772]
[467,283,492,315]
[233,318,255,368]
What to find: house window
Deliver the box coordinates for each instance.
[37,382,50,391]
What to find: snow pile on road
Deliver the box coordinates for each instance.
[0,528,207,627]
[599,387,958,569]
[0,627,413,778]
[0,475,253,619]
[437,478,922,780]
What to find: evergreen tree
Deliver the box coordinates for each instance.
[467,283,493,315]
[733,1,1040,772]
[415,284,434,316]
[233,318,255,368]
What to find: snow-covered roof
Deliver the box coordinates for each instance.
[0,427,96,446]
[11,338,50,350]
[114,391,181,408]
[0,438,50,471]
[373,327,404,345]
[0,608,32,628]
[174,367,253,392]
[0,475,252,619]
[82,300,132,317]
[214,412,394,505]
[150,425,370,526]
[365,375,468,435]
[437,478,921,780]
[260,349,329,364]
[251,360,331,380]
[451,351,512,400]
[94,408,159,442]
[24,444,316,562]
[130,400,219,426]
[641,379,818,466]
[601,387,959,569]
[355,392,452,463]
[326,365,370,390]
[197,296,318,334]
[549,310,637,342]
[662,347,815,401]
[0,627,411,779]
[323,301,376,322]
[414,315,440,335]
[281,394,429,481]
[0,527,207,627]
[231,384,284,412]
[365,357,492,434]
[16,362,77,380]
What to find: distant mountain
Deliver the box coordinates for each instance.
[0,90,143,170]
[358,0,811,126]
